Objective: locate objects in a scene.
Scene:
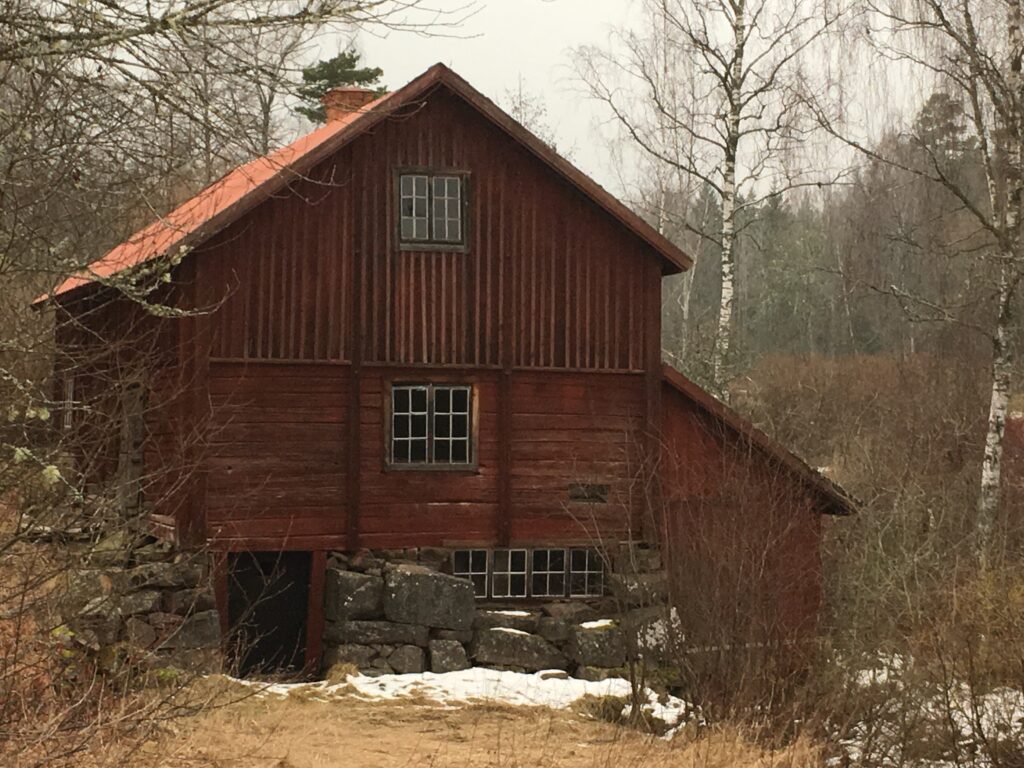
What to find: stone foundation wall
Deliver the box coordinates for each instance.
[323,546,670,680]
[54,534,221,675]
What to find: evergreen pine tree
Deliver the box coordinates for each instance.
[295,49,385,123]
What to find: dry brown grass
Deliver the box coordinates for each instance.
[128,685,821,768]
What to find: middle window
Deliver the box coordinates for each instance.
[391,383,473,466]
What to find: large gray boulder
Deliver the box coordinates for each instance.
[542,602,600,623]
[568,621,627,668]
[325,620,429,647]
[384,565,475,631]
[470,628,567,672]
[126,561,203,590]
[159,610,220,650]
[429,639,470,673]
[388,644,425,674]
[325,569,383,621]
[119,590,162,616]
[537,616,570,644]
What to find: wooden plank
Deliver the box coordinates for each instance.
[304,550,326,674]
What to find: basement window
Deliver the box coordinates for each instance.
[452,549,489,597]
[569,548,605,597]
[398,172,465,247]
[491,549,528,598]
[453,547,604,600]
[390,384,472,466]
[531,548,567,597]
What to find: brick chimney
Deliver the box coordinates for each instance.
[322,86,378,121]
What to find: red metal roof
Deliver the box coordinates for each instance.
[661,363,857,516]
[36,63,691,305]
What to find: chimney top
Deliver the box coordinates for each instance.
[322,86,378,121]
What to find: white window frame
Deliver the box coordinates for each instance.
[569,548,605,597]
[452,549,489,597]
[530,548,567,598]
[398,172,465,246]
[390,383,473,467]
[491,548,528,599]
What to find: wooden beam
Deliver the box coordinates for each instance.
[304,550,326,674]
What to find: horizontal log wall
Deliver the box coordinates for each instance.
[196,360,643,550]
[203,361,349,550]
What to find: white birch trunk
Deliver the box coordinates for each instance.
[711,0,745,394]
[975,0,1024,566]
[977,272,1013,565]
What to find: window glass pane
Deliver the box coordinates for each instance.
[435,441,450,462]
[453,550,470,572]
[435,415,450,438]
[571,549,587,571]
[452,415,468,438]
[394,415,410,438]
[550,573,565,595]
[394,388,409,412]
[511,574,526,596]
[410,438,428,462]
[492,574,508,597]
[394,441,409,463]
[435,388,450,411]
[399,174,429,242]
[411,388,428,412]
[551,549,565,570]
[452,388,469,412]
[532,573,546,595]
[451,441,468,464]
[471,574,487,596]
[411,414,427,438]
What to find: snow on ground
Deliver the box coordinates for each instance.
[228,667,692,735]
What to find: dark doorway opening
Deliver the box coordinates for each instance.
[227,551,310,677]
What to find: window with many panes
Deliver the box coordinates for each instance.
[531,549,566,597]
[569,548,605,597]
[450,547,604,599]
[452,549,488,597]
[391,384,472,466]
[399,173,464,246]
[491,549,527,598]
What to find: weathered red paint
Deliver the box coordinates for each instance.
[45,65,853,639]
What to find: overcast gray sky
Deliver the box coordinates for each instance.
[347,0,640,188]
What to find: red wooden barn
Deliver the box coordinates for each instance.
[39,64,853,674]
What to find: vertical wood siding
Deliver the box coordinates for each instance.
[199,88,657,371]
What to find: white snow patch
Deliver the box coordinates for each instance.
[488,610,531,617]
[580,619,615,630]
[491,626,529,636]
[224,668,694,737]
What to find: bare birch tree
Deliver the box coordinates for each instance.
[576,0,842,392]
[812,0,1024,564]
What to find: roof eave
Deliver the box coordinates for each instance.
[661,363,858,516]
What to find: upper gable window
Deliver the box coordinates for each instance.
[398,172,465,247]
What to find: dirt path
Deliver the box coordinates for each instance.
[136,676,820,768]
[148,692,681,768]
